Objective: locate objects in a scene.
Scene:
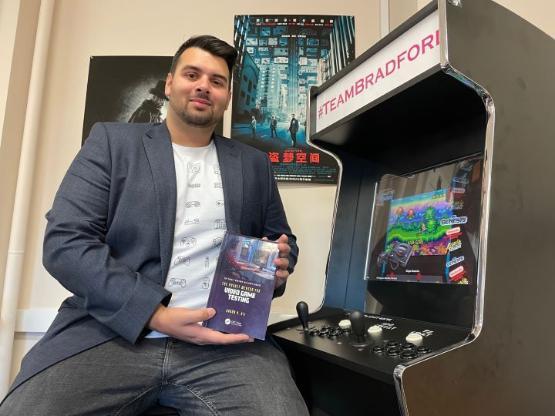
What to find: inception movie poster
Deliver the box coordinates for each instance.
[82,56,223,144]
[232,15,355,184]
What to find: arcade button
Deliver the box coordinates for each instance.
[417,346,432,354]
[401,343,417,351]
[329,329,343,338]
[338,319,351,330]
[405,332,423,343]
[367,325,383,335]
[372,345,385,354]
[386,347,401,357]
[401,350,418,359]
[385,341,400,348]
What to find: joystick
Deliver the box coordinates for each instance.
[296,301,309,331]
[349,310,368,347]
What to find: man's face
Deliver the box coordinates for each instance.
[165,47,231,128]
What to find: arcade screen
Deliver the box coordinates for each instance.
[366,157,483,284]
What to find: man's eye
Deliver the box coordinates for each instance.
[185,72,197,80]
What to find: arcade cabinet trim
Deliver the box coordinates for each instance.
[393,1,496,415]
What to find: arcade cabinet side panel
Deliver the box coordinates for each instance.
[401,1,555,415]
[322,153,366,309]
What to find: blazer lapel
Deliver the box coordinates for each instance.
[214,136,243,233]
[142,123,176,284]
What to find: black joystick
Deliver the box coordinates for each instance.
[349,310,368,347]
[350,310,365,339]
[296,301,309,331]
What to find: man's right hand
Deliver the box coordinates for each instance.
[147,305,251,345]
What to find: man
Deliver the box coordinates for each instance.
[0,35,308,415]
[270,115,278,138]
[128,79,168,123]
[250,114,257,139]
[288,113,299,146]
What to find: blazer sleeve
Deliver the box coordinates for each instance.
[261,155,299,298]
[43,123,171,344]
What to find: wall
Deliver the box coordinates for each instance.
[0,0,40,317]
[390,0,418,30]
[417,0,555,37]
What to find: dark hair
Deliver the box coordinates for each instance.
[170,35,238,86]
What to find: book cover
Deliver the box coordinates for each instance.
[204,232,278,340]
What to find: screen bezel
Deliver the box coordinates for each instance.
[363,156,483,327]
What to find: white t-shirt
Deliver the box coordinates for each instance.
[147,140,226,338]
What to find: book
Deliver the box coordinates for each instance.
[204,232,279,340]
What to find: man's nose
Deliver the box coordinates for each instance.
[195,75,210,92]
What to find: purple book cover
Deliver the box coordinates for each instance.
[204,232,278,340]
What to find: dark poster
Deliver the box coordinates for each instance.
[82,56,223,143]
[232,15,355,183]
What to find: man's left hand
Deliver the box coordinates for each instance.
[270,234,291,289]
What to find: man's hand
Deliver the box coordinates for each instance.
[267,234,292,289]
[147,305,251,345]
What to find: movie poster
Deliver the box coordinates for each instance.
[82,56,223,143]
[232,15,355,183]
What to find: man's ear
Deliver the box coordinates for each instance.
[164,72,173,98]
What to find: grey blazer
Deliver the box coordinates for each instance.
[9,122,298,394]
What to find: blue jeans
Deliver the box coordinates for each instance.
[0,337,308,416]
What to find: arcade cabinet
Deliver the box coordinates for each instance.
[270,1,555,415]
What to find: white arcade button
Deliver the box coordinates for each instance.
[405,332,423,343]
[338,319,351,329]
[367,325,383,335]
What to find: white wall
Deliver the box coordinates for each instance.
[390,0,418,30]
[496,0,555,37]
[416,0,555,38]
[0,0,41,306]
[0,0,20,148]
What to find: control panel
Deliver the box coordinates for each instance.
[271,304,470,384]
